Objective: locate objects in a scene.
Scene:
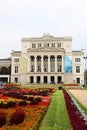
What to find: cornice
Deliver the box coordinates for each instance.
[21,36,72,42]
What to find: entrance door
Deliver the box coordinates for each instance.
[44,76,47,83]
[37,76,40,83]
[30,76,34,83]
[51,76,55,83]
[76,78,80,84]
[58,76,62,83]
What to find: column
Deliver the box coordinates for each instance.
[34,76,36,83]
[48,56,50,72]
[28,56,30,72]
[48,76,50,84]
[62,55,64,72]
[8,75,9,83]
[41,56,44,72]
[35,56,37,73]
[55,55,57,72]
[41,76,43,83]
[55,76,57,84]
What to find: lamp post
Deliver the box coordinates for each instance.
[81,49,87,86]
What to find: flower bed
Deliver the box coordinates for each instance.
[63,83,79,86]
[63,88,87,130]
[0,84,56,129]
[0,106,47,130]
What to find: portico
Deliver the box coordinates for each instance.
[27,48,64,84]
[28,55,63,73]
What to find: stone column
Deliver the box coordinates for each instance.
[41,56,44,72]
[55,76,57,84]
[48,76,50,84]
[48,56,50,72]
[62,56,64,72]
[8,75,9,83]
[55,55,57,72]
[28,56,30,72]
[41,76,43,83]
[34,76,36,83]
[35,56,37,73]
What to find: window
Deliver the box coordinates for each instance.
[44,56,48,62]
[51,43,55,47]
[38,43,41,47]
[75,58,80,62]
[15,66,18,73]
[37,66,41,72]
[15,77,18,83]
[76,78,80,84]
[57,56,62,62]
[50,56,55,62]
[44,43,49,47]
[37,56,41,62]
[31,66,34,72]
[57,43,61,48]
[76,66,80,73]
[32,44,36,48]
[57,65,62,72]
[47,43,49,46]
[14,58,19,62]
[31,56,34,62]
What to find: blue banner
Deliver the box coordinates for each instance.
[64,56,72,73]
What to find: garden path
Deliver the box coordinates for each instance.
[69,89,87,108]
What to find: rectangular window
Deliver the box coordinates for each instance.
[31,66,34,72]
[57,43,61,48]
[32,44,36,48]
[15,77,18,83]
[14,58,19,62]
[76,78,80,84]
[38,43,41,47]
[75,58,80,62]
[57,64,62,72]
[76,66,80,73]
[51,43,55,47]
[15,66,18,73]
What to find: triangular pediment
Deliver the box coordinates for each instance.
[27,47,64,52]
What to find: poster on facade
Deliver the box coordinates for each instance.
[64,56,72,73]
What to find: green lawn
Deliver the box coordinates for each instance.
[39,90,72,130]
[83,86,87,90]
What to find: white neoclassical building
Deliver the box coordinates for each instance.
[11,34,84,84]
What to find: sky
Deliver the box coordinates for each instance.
[0,0,87,58]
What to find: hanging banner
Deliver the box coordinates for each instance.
[64,56,72,73]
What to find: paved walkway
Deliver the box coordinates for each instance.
[69,90,87,108]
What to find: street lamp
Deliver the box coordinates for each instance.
[81,49,87,86]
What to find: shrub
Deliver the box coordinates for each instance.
[58,86,62,90]
[0,111,6,127]
[9,108,25,125]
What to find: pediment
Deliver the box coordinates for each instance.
[27,47,64,52]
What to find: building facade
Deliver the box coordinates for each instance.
[0,58,11,83]
[11,34,84,84]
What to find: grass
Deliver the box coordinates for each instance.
[83,86,87,90]
[39,90,72,130]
